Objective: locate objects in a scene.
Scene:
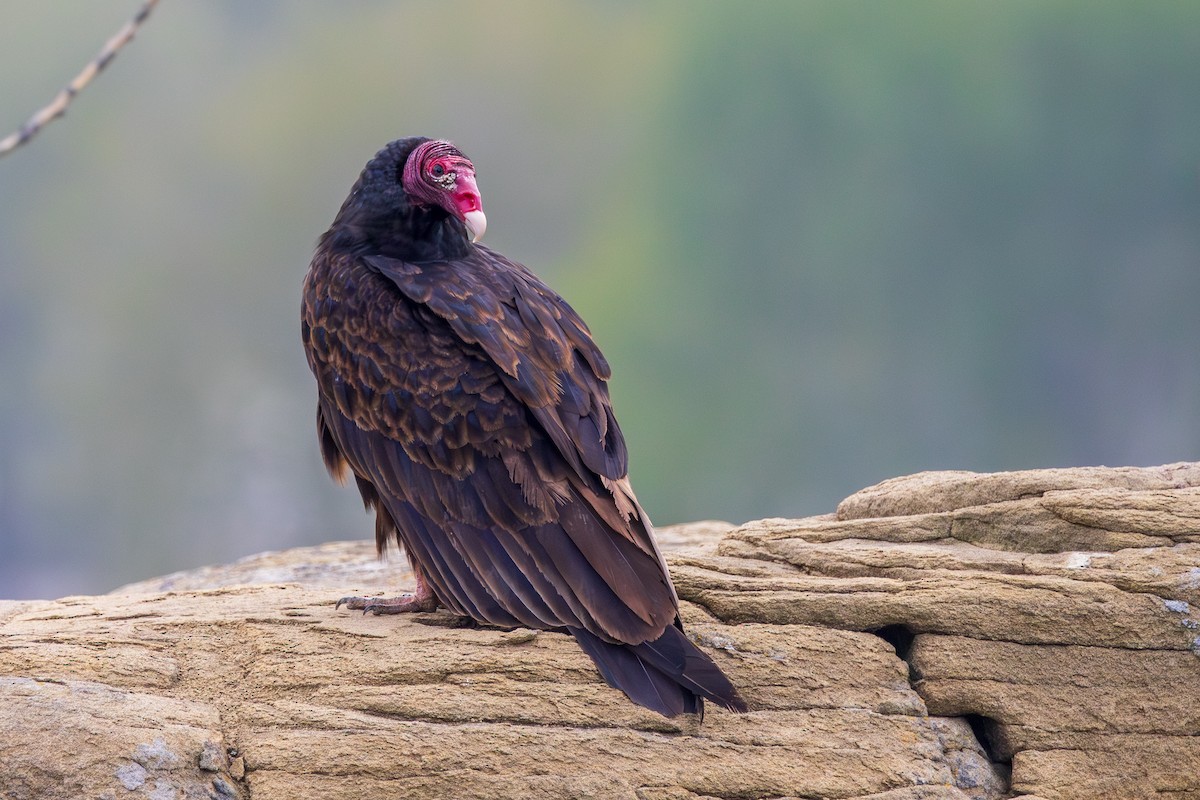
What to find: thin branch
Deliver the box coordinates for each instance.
[0,0,161,158]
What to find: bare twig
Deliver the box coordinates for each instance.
[0,0,160,158]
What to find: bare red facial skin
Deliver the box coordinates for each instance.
[450,173,482,215]
[401,140,483,222]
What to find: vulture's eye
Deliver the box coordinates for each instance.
[431,163,446,178]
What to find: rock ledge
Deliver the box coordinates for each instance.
[2,463,1198,799]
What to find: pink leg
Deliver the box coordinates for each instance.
[335,569,439,615]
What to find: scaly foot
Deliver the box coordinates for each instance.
[335,570,439,615]
[335,593,438,614]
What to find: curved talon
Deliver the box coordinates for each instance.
[361,599,401,616]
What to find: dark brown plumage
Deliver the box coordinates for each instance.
[301,137,746,717]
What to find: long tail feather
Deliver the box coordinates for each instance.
[571,624,748,718]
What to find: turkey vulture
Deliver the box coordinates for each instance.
[301,137,746,717]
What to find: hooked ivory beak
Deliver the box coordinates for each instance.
[463,209,487,243]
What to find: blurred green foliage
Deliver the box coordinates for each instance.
[1,1,1197,598]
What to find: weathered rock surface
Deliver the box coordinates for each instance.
[1,464,1197,799]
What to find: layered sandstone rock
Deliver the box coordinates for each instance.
[1,463,1197,799]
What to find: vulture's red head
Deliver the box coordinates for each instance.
[401,139,487,243]
[330,137,486,259]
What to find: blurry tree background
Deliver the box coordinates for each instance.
[1,1,1197,599]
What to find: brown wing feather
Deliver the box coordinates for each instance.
[363,249,655,555]
[302,248,678,644]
